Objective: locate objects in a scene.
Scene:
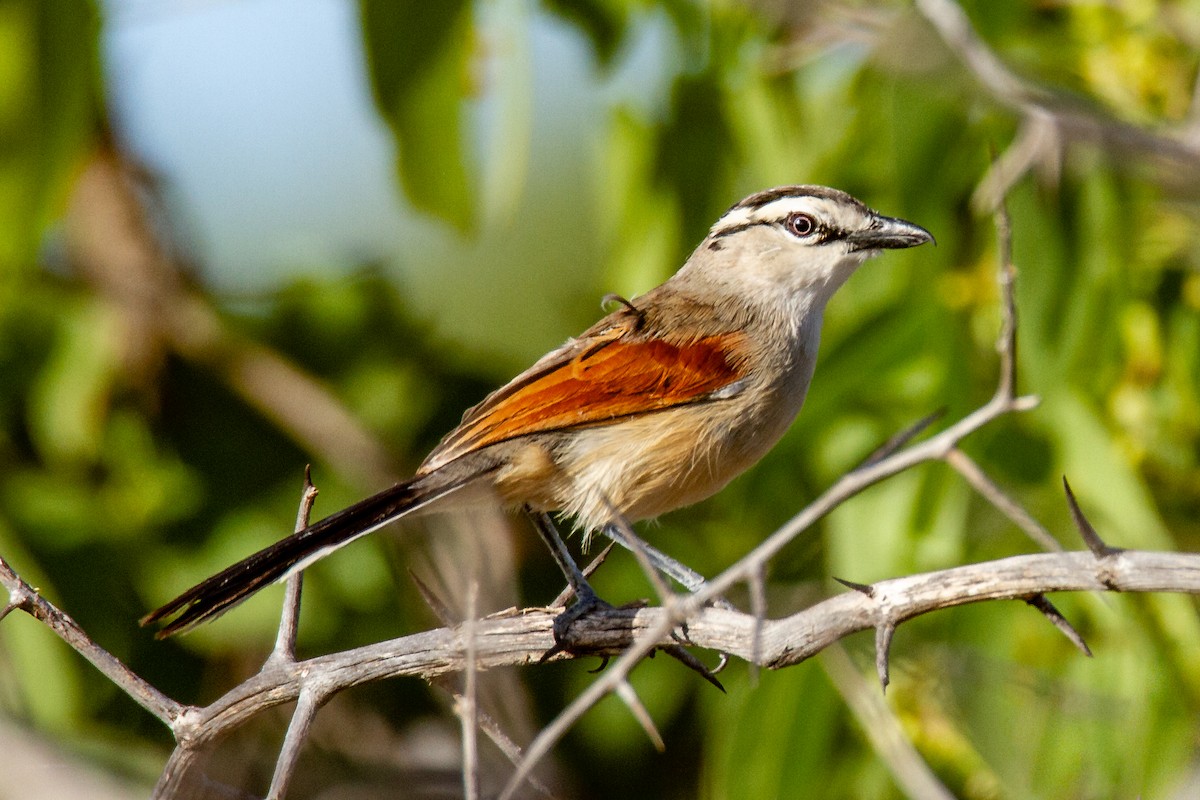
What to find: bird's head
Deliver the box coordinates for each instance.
[681,185,933,311]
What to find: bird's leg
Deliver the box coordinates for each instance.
[528,510,621,656]
[600,523,704,593]
[600,523,733,612]
[532,510,725,688]
[528,509,599,604]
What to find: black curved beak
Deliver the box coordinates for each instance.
[846,214,935,252]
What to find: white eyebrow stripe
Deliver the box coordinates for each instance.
[710,196,819,236]
[710,205,757,232]
[750,196,818,223]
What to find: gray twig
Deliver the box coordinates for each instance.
[0,555,184,727]
[946,448,1061,552]
[270,467,320,664]
[267,687,323,800]
[460,582,480,800]
[747,564,766,686]
[915,0,1200,209]
[614,680,665,752]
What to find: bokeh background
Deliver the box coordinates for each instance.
[2,0,1200,797]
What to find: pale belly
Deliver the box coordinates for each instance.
[549,385,807,531]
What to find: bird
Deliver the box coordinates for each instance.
[142,185,933,637]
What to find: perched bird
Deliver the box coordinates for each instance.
[143,185,932,636]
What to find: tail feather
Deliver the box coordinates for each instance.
[142,470,488,637]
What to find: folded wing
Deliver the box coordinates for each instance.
[421,317,748,473]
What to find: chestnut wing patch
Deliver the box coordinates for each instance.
[422,332,747,470]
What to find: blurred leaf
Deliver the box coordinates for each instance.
[3,614,83,732]
[358,0,475,231]
[27,298,120,464]
[0,0,99,273]
[653,71,737,250]
[703,667,858,799]
[5,410,201,549]
[543,0,630,67]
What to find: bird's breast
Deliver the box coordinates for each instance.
[546,367,813,534]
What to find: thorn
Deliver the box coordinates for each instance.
[660,644,725,693]
[303,463,314,490]
[587,656,610,674]
[875,622,895,693]
[537,640,566,665]
[615,680,666,752]
[1062,477,1122,558]
[0,599,19,624]
[1024,594,1092,657]
[857,408,946,470]
[835,577,875,597]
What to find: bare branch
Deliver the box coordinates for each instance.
[945,448,1061,552]
[856,409,945,471]
[993,190,1020,402]
[460,582,481,800]
[915,0,1200,202]
[270,468,320,664]
[973,111,1061,212]
[267,688,323,800]
[747,563,766,685]
[873,622,896,692]
[0,555,184,726]
[138,549,1200,749]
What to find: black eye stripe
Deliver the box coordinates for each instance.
[777,217,847,243]
[710,221,757,239]
[709,216,852,243]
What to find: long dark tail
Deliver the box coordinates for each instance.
[141,470,488,637]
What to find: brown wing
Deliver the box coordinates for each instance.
[419,316,748,472]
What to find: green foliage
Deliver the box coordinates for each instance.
[0,0,99,274]
[359,0,476,231]
[2,1,1200,797]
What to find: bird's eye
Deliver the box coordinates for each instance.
[786,212,816,238]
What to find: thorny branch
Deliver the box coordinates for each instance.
[72,549,1200,753]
